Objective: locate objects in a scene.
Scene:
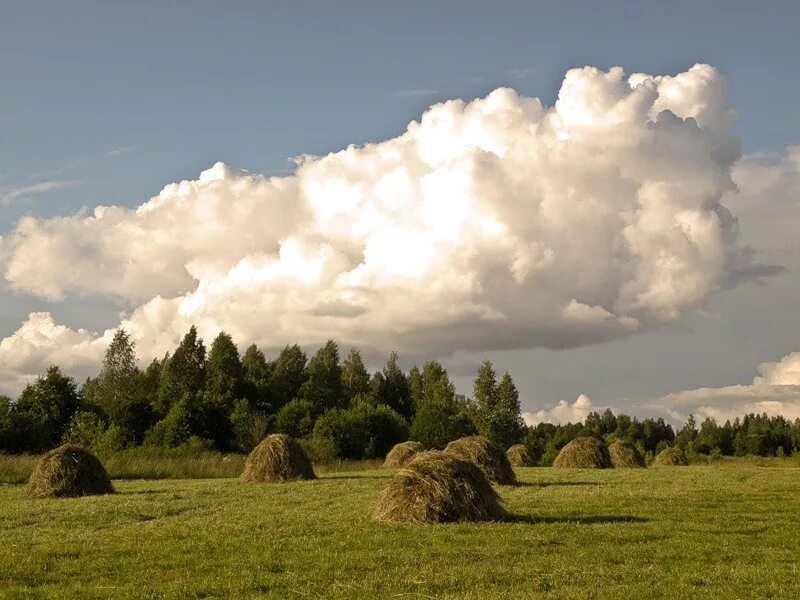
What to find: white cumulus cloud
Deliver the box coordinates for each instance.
[522,394,613,426]
[0,64,777,392]
[651,351,800,424]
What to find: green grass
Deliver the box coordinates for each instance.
[0,451,381,484]
[1,465,799,599]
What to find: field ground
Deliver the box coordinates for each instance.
[1,463,799,599]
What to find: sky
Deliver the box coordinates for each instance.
[1,0,799,425]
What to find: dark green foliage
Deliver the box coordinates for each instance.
[205,331,244,413]
[274,398,316,439]
[373,351,413,421]
[471,362,524,448]
[156,326,206,416]
[7,366,80,453]
[341,347,372,403]
[300,340,343,415]
[410,362,476,449]
[269,344,307,411]
[312,403,409,460]
[241,344,273,413]
[229,399,268,453]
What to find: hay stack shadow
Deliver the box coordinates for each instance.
[444,436,517,485]
[241,434,316,483]
[383,441,425,469]
[553,437,612,469]
[373,450,505,524]
[25,444,115,499]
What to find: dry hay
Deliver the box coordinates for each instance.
[373,450,505,524]
[383,441,425,469]
[653,447,689,466]
[553,437,612,469]
[506,444,535,467]
[444,436,517,485]
[240,434,316,483]
[24,444,115,499]
[608,440,646,468]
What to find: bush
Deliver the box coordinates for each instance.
[229,399,269,453]
[274,399,316,439]
[313,403,409,460]
[410,400,476,449]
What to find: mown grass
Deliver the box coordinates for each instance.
[2,463,800,598]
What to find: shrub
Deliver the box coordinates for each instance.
[373,450,505,524]
[444,436,516,485]
[553,437,612,468]
[313,404,409,460]
[653,446,689,466]
[506,444,534,467]
[383,441,424,468]
[608,440,646,468]
[274,399,316,439]
[24,444,114,498]
[229,399,269,453]
[240,434,316,483]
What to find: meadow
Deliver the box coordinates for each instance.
[2,459,799,599]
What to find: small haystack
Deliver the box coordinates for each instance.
[241,434,316,483]
[383,441,425,469]
[608,440,646,468]
[506,444,535,467]
[24,444,115,499]
[653,447,689,466]
[553,437,612,469]
[444,436,517,485]
[373,450,505,524]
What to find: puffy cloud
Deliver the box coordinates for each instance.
[0,64,773,390]
[522,394,613,426]
[652,351,800,424]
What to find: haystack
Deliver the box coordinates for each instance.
[383,441,425,469]
[653,447,689,466]
[608,440,646,468]
[240,434,316,483]
[553,437,612,468]
[24,444,114,499]
[506,444,535,467]
[444,436,517,485]
[373,450,505,524]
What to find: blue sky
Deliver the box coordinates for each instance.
[1,0,799,419]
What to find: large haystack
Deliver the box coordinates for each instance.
[241,434,316,483]
[383,441,425,469]
[608,440,646,468]
[444,436,517,485]
[506,444,535,467]
[653,447,689,466]
[24,444,115,499]
[373,450,505,524]
[553,437,612,469]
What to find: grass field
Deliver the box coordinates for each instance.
[2,463,799,599]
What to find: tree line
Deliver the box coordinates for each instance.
[1,326,799,462]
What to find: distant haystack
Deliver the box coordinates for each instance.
[24,444,115,499]
[383,441,425,469]
[653,447,689,466]
[506,444,535,467]
[373,450,505,524]
[553,437,612,469]
[608,440,646,468]
[241,434,316,483]
[444,436,517,485]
